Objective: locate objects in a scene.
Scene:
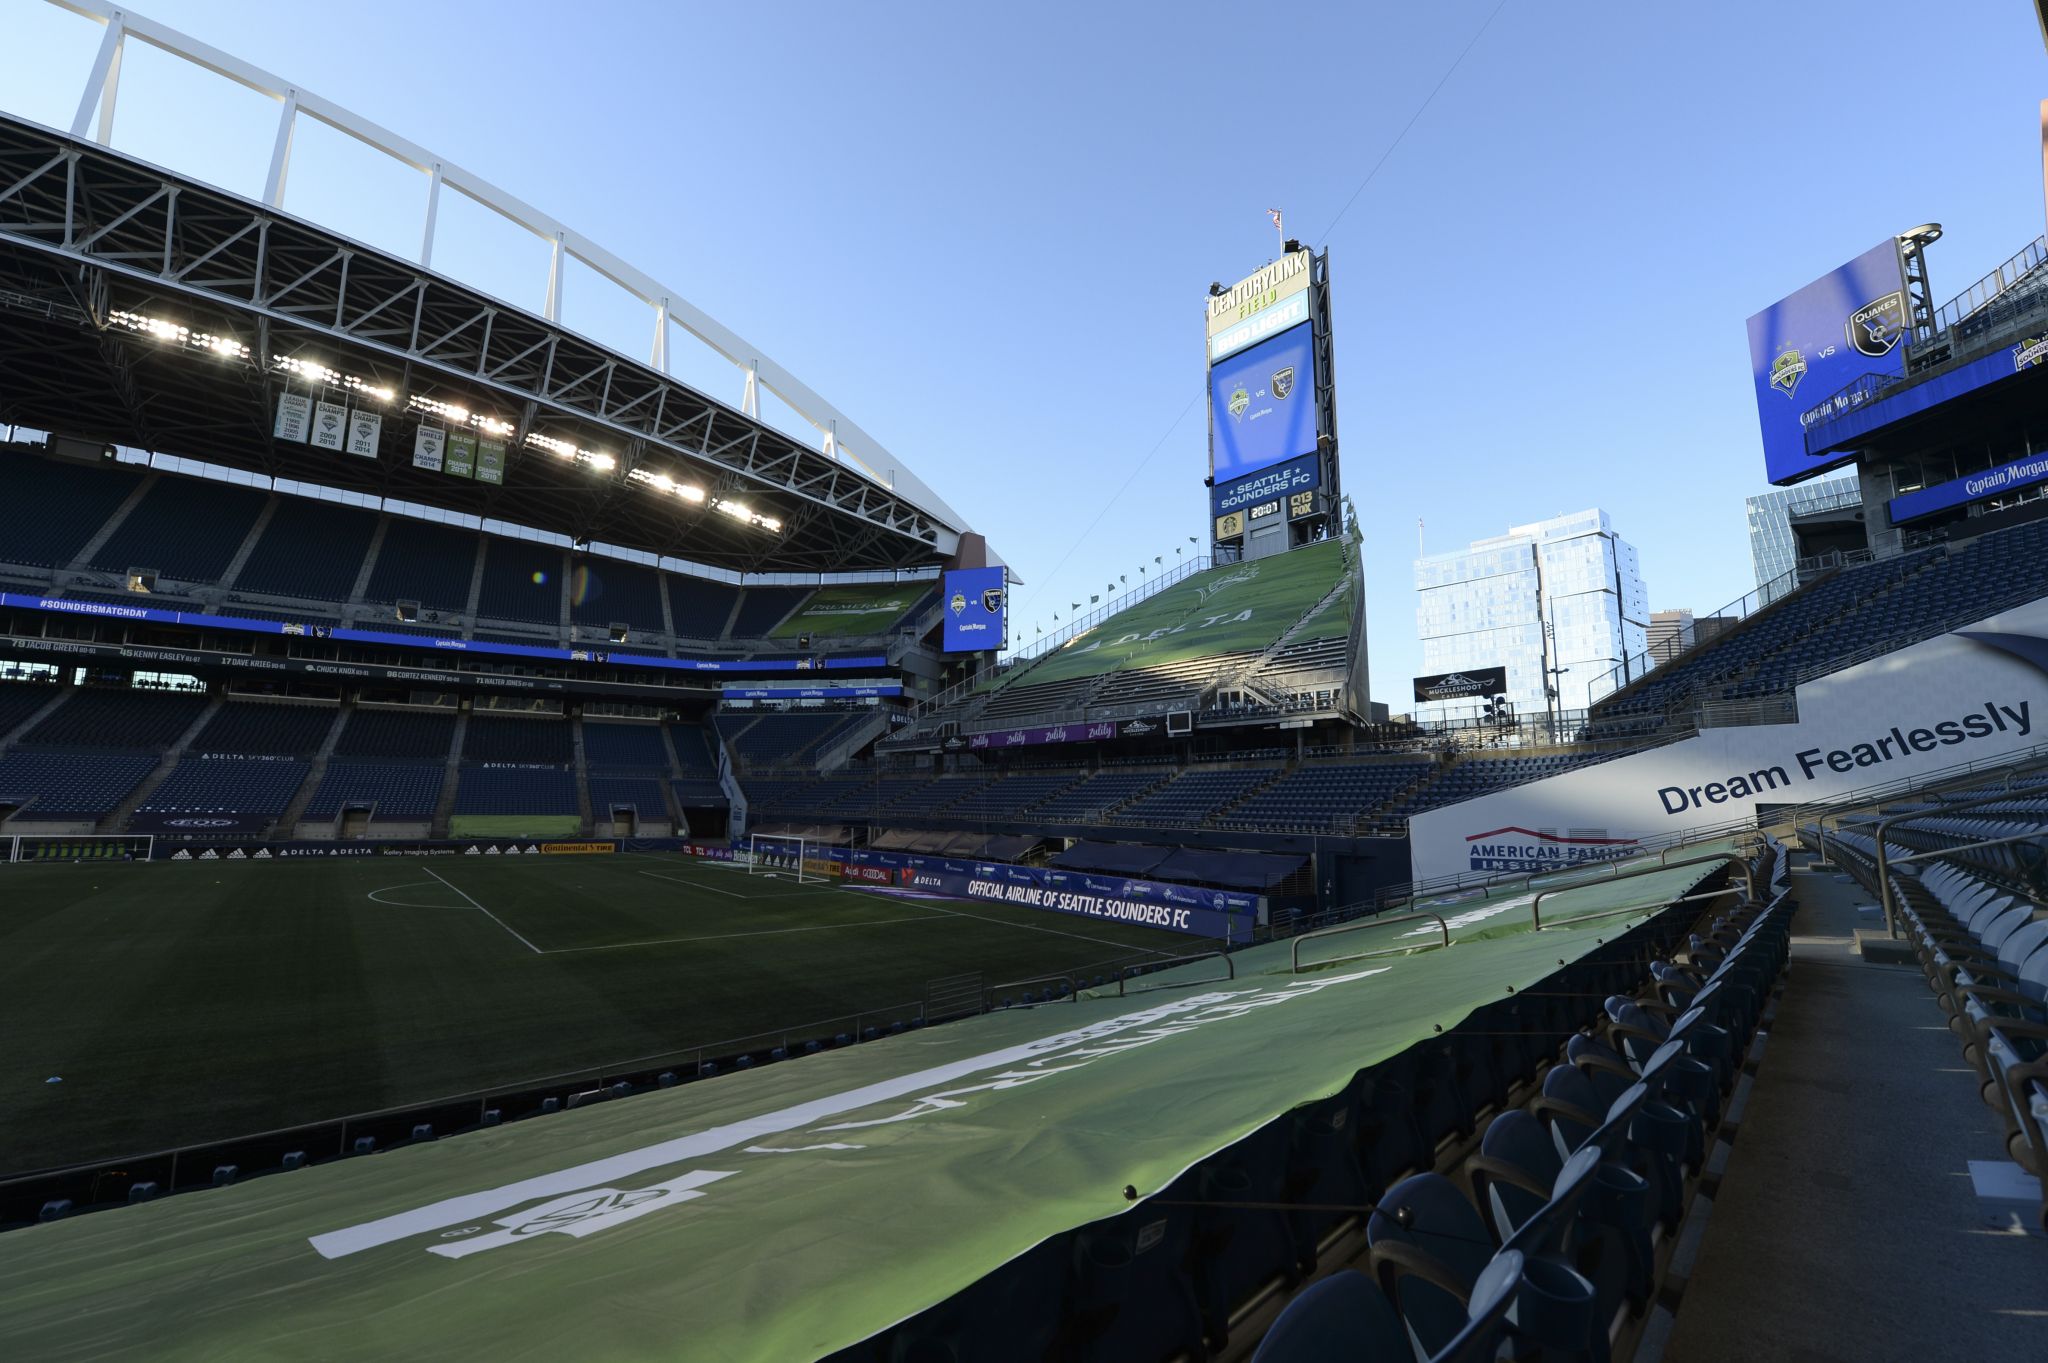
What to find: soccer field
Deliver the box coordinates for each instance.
[0,851,1196,1173]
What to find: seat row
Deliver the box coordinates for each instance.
[833,845,1788,1362]
[1817,816,2048,1229]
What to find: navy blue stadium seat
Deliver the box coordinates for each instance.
[1249,1269,1403,1362]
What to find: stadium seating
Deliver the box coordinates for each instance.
[1218,760,1433,833]
[1110,766,1279,827]
[729,586,811,638]
[0,453,143,568]
[1396,752,1608,817]
[0,752,157,816]
[960,541,1349,725]
[1025,770,1164,823]
[666,578,740,640]
[462,715,571,765]
[89,475,268,584]
[581,721,669,770]
[717,711,868,768]
[331,707,457,761]
[233,496,378,600]
[15,688,207,752]
[189,701,337,756]
[669,723,720,776]
[940,771,1082,821]
[1812,798,2048,1228]
[138,757,306,816]
[361,517,477,612]
[303,763,443,819]
[0,681,61,741]
[454,766,578,815]
[587,775,668,818]
[475,539,564,623]
[567,557,666,632]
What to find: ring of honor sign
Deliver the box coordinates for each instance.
[1206,247,1339,560]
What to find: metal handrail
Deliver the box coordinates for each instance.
[1874,784,2048,938]
[1530,852,1753,931]
[1530,885,1747,933]
[1291,911,1450,972]
[1117,951,1234,995]
[985,974,1078,1006]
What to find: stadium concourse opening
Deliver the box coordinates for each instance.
[2,1,2048,1360]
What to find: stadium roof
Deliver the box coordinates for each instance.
[0,2,990,576]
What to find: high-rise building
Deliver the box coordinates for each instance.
[1647,609,1695,664]
[1745,473,1858,588]
[1414,509,1649,721]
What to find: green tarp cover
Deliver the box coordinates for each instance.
[770,585,924,638]
[0,858,1730,1363]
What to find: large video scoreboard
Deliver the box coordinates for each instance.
[1206,247,1339,559]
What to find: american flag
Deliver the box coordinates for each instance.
[1268,208,1284,235]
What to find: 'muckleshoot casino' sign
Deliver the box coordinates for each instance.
[1409,596,2048,881]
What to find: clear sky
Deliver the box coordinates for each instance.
[4,0,2047,708]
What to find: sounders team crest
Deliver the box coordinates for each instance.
[949,591,967,616]
[1768,345,1806,399]
[1227,385,1250,420]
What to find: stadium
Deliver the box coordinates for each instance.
[0,2,2044,1360]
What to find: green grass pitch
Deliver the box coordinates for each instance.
[0,852,1196,1173]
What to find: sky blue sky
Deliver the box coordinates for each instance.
[3,0,2047,708]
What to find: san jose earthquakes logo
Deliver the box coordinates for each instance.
[1847,291,1907,359]
[1271,365,1295,400]
[1769,345,1806,399]
[979,586,1004,615]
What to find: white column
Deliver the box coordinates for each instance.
[72,17,127,144]
[263,90,299,207]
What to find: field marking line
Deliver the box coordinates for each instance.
[365,882,459,909]
[875,892,1183,958]
[637,869,750,900]
[421,866,543,955]
[541,915,958,954]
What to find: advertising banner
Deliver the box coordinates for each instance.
[445,431,476,479]
[721,684,898,700]
[1409,596,2048,880]
[274,392,311,443]
[1413,667,1507,703]
[311,400,348,451]
[942,566,1006,653]
[966,719,1120,750]
[1890,448,2048,525]
[412,425,445,472]
[1210,321,1317,483]
[1746,239,1907,485]
[345,409,382,460]
[1212,452,1318,517]
[893,863,1251,939]
[129,812,277,833]
[1815,333,2048,487]
[1205,250,1312,346]
[476,438,506,486]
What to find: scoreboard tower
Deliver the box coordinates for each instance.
[1205,245,1340,561]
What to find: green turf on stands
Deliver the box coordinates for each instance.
[769,582,928,638]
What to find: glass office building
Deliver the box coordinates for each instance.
[1745,473,1858,588]
[1414,509,1649,721]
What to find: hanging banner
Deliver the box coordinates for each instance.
[412,425,445,472]
[475,438,505,485]
[445,431,476,479]
[345,409,382,460]
[310,400,348,451]
[273,392,311,443]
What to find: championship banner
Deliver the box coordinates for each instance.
[273,392,311,443]
[345,409,382,460]
[445,431,476,479]
[475,438,506,485]
[310,400,348,451]
[412,426,445,472]
[1413,666,1507,703]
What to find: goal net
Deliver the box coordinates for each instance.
[8,834,155,864]
[747,833,811,881]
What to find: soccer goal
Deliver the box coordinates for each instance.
[746,833,812,881]
[8,834,155,864]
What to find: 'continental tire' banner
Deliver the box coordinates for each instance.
[540,842,616,855]
[1410,597,2048,880]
